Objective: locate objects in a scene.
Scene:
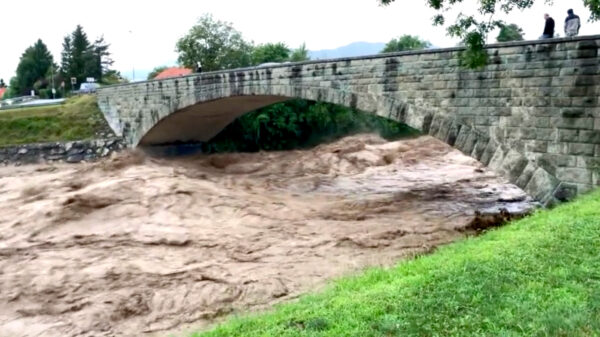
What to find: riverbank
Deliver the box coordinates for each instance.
[193,188,600,337]
[0,95,112,147]
[0,138,123,165]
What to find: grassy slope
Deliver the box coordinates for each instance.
[0,95,110,146]
[193,190,600,337]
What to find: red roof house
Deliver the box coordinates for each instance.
[154,67,193,80]
[0,87,6,99]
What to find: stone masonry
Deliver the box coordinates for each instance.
[97,35,600,205]
[0,138,124,165]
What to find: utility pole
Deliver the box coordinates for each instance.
[51,66,56,99]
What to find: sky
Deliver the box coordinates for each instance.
[1,0,599,82]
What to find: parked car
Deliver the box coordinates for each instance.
[255,61,291,68]
[78,82,100,93]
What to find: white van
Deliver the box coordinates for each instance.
[79,82,100,93]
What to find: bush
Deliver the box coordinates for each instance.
[201,100,420,153]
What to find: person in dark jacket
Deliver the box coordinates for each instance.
[541,14,555,39]
[565,9,581,37]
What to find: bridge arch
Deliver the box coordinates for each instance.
[98,36,600,205]
[135,86,426,146]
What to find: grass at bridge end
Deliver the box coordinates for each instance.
[191,189,600,337]
[0,95,110,146]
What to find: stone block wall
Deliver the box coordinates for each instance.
[97,35,600,205]
[0,138,124,165]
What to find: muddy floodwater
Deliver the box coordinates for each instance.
[0,134,536,337]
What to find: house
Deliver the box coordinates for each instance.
[0,87,6,99]
[154,67,193,80]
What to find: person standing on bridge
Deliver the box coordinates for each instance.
[541,13,555,39]
[196,61,202,73]
[565,9,581,37]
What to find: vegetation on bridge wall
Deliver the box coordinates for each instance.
[201,100,420,153]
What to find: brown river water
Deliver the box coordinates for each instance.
[0,134,536,337]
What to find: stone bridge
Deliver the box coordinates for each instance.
[97,35,600,205]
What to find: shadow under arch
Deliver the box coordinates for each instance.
[137,86,421,147]
[139,95,290,146]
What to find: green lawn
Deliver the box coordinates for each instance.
[191,190,600,337]
[0,95,110,146]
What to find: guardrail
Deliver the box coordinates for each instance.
[0,98,66,111]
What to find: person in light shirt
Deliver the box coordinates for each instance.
[564,9,581,37]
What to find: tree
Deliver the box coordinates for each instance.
[91,36,114,82]
[61,25,114,89]
[176,14,253,71]
[251,42,291,65]
[377,0,600,68]
[11,39,55,96]
[102,70,126,84]
[147,66,168,80]
[290,43,310,62]
[60,36,73,83]
[70,25,93,85]
[496,23,524,42]
[381,35,431,53]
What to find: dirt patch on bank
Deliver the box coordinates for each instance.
[0,135,535,337]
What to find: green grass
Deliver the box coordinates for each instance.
[0,95,110,146]
[191,190,600,337]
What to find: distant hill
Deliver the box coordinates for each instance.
[309,42,386,60]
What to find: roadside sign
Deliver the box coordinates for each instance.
[70,77,77,85]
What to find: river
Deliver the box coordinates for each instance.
[0,134,536,337]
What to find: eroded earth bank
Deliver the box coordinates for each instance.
[0,134,536,337]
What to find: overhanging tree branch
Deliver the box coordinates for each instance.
[377,0,598,68]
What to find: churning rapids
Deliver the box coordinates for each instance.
[0,134,536,337]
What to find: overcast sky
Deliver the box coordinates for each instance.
[1,0,599,82]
